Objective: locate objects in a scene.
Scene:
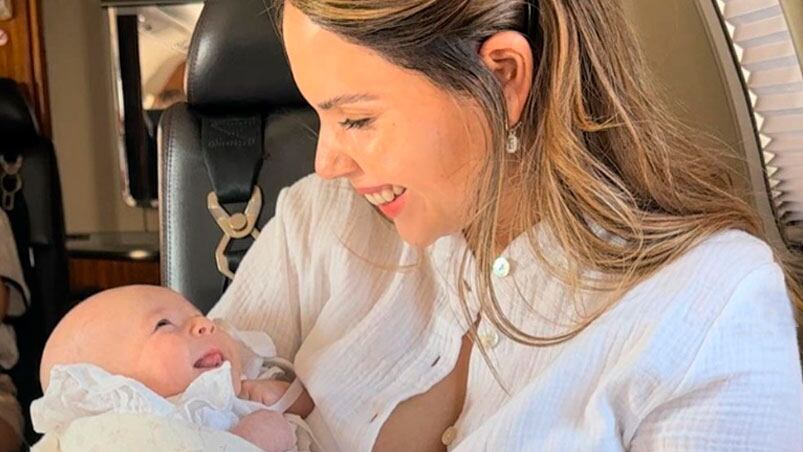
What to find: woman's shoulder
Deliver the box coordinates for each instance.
[618,227,796,381]
[616,230,801,440]
[651,229,777,290]
[612,228,791,369]
[609,229,779,317]
[686,228,775,263]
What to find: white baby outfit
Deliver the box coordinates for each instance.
[30,324,315,452]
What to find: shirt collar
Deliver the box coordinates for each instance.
[427,222,570,319]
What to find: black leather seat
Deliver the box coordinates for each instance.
[159,0,317,313]
[0,77,69,444]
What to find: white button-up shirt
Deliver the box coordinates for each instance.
[211,175,803,451]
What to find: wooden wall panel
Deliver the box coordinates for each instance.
[69,258,161,296]
[0,0,50,136]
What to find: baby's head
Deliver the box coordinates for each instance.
[40,285,243,397]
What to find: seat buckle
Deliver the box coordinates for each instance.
[0,155,23,211]
[207,186,262,279]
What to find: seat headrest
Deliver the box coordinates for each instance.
[186,0,305,111]
[0,78,38,143]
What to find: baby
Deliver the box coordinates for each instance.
[30,285,315,452]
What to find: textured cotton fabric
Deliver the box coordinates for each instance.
[30,413,262,452]
[212,175,803,452]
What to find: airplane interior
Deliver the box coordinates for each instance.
[0,0,802,450]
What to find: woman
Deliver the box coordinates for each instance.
[211,1,803,450]
[0,210,29,452]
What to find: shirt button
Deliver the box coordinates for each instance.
[492,256,511,278]
[441,426,458,446]
[479,329,500,349]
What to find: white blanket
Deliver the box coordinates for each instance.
[32,412,264,452]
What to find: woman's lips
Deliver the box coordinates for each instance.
[376,190,408,219]
[193,350,224,369]
[356,184,409,219]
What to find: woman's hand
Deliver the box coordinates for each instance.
[230,409,295,452]
[240,379,315,418]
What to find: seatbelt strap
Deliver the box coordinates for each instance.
[201,115,264,282]
[202,116,263,204]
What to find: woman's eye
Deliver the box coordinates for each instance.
[339,117,373,130]
[154,319,172,330]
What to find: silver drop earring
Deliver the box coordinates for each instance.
[506,125,521,154]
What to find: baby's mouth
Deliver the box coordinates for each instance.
[193,350,224,369]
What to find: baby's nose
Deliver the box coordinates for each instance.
[190,317,216,336]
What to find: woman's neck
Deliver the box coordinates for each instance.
[464,188,533,258]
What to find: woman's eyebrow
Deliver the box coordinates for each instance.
[318,93,378,110]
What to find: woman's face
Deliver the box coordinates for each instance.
[282,2,489,247]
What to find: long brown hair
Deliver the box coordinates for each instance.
[279,0,803,346]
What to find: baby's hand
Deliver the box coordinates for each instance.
[230,410,295,452]
[240,379,315,418]
[240,379,290,407]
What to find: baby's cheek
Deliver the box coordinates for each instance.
[137,339,196,397]
[170,361,199,395]
[220,334,243,383]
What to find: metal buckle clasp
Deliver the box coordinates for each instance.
[0,155,23,211]
[207,186,262,279]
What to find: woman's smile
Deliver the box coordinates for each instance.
[357,184,409,219]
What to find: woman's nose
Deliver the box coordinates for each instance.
[315,133,360,180]
[189,316,216,336]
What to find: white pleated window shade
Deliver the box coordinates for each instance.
[714,0,803,245]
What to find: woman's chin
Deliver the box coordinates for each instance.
[395,222,443,248]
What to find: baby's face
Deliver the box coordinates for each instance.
[41,286,244,397]
[129,290,244,397]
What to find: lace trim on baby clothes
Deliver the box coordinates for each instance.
[30,363,173,433]
[31,362,263,434]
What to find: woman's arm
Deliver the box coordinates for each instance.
[630,263,803,451]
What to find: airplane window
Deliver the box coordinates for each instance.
[104,2,203,208]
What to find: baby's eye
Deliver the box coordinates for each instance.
[154,319,172,331]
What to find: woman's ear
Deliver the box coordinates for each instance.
[479,31,534,126]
